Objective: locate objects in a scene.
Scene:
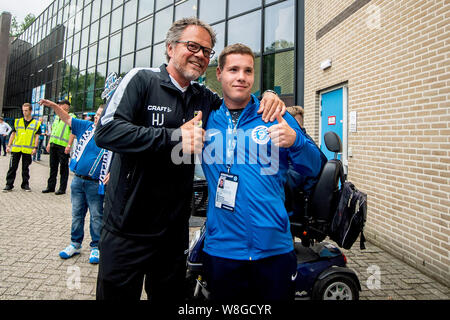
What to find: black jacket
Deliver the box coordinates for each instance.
[95,65,221,239]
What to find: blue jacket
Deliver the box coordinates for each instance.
[202,95,322,260]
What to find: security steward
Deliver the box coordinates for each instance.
[3,103,41,192]
[42,99,76,195]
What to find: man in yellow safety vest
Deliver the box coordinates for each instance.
[42,99,76,195]
[3,103,41,192]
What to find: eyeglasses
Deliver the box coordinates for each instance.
[175,41,215,58]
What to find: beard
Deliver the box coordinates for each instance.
[173,57,205,82]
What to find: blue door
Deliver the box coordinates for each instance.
[320,88,343,160]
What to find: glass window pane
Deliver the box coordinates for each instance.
[78,69,87,91]
[79,47,88,70]
[199,0,224,24]
[107,58,119,75]
[101,0,112,16]
[135,47,151,68]
[71,53,79,72]
[111,6,123,33]
[122,24,136,55]
[175,0,197,21]
[90,21,99,44]
[152,43,165,67]
[98,37,108,63]
[113,0,123,9]
[96,63,107,89]
[88,43,98,67]
[99,14,110,39]
[73,32,81,51]
[156,0,172,11]
[264,0,294,53]
[83,3,91,29]
[109,32,122,60]
[86,67,96,91]
[81,26,89,48]
[154,6,173,43]
[263,50,294,95]
[138,0,154,20]
[210,22,224,65]
[120,53,134,76]
[86,90,95,109]
[228,0,261,17]
[124,0,137,26]
[136,17,152,50]
[227,11,261,54]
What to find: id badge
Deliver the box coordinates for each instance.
[215,172,239,212]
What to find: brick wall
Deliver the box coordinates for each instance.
[304,0,449,286]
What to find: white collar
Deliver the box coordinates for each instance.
[169,75,189,93]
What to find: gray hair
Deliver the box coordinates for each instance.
[165,17,217,62]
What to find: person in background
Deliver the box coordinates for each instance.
[3,103,41,192]
[0,116,12,156]
[42,100,76,195]
[33,117,47,161]
[39,99,111,264]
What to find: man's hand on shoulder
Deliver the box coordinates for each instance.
[257,91,286,123]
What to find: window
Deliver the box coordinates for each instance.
[79,47,88,71]
[92,0,101,22]
[199,0,225,24]
[227,11,261,54]
[228,0,261,17]
[138,0,154,20]
[107,58,119,75]
[88,44,98,68]
[154,6,173,43]
[99,15,110,39]
[152,43,166,67]
[264,0,294,53]
[263,50,294,96]
[110,6,123,33]
[122,24,136,55]
[156,0,172,11]
[97,37,109,63]
[135,47,151,68]
[90,21,99,44]
[120,53,134,76]
[175,0,197,21]
[136,18,153,50]
[109,32,122,60]
[123,0,137,26]
[101,0,112,17]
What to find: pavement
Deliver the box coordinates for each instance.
[0,153,449,300]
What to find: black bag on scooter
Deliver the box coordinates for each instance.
[330,180,367,250]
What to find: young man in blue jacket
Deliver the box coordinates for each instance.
[201,44,323,302]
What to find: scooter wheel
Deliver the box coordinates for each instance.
[312,273,359,300]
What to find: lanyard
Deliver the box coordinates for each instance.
[225,110,237,173]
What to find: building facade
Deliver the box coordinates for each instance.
[304,0,449,286]
[3,0,299,118]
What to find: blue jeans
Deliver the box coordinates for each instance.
[70,175,104,249]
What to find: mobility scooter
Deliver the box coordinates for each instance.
[188,132,362,300]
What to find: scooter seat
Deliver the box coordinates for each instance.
[294,242,320,263]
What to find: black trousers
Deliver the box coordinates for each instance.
[6,152,32,188]
[96,225,189,302]
[0,135,7,155]
[203,250,297,303]
[46,143,70,191]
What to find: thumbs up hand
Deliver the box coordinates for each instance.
[267,114,297,148]
[180,111,205,154]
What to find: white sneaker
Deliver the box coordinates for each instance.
[59,244,81,259]
[89,248,99,264]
